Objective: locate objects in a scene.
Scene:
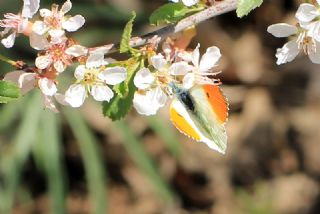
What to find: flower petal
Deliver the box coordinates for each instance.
[74,65,86,80]
[133,87,167,116]
[65,84,86,108]
[151,54,167,70]
[308,42,320,64]
[169,61,193,75]
[39,9,52,17]
[32,21,48,35]
[42,95,59,113]
[29,32,49,50]
[62,15,85,32]
[192,43,200,67]
[133,68,155,89]
[19,73,37,94]
[86,52,104,68]
[182,0,199,7]
[35,55,53,70]
[1,33,16,48]
[182,73,195,89]
[275,40,300,65]
[3,70,25,85]
[22,0,40,18]
[55,93,68,106]
[61,0,72,14]
[54,61,65,73]
[38,78,57,96]
[199,46,221,72]
[65,45,88,57]
[267,23,298,38]
[99,66,127,85]
[295,3,318,23]
[90,85,114,102]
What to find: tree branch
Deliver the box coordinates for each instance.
[107,0,238,54]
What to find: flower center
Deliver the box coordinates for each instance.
[83,70,98,85]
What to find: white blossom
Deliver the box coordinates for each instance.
[169,0,199,7]
[30,0,85,49]
[63,52,127,108]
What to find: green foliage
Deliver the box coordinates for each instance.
[103,61,140,121]
[114,121,176,202]
[237,0,263,17]
[32,112,66,214]
[149,3,202,26]
[120,11,137,54]
[63,109,108,214]
[0,93,42,213]
[0,80,21,103]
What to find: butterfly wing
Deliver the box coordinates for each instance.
[169,84,228,154]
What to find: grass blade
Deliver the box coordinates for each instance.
[0,92,42,212]
[145,116,182,157]
[63,108,107,214]
[114,121,176,202]
[32,111,66,214]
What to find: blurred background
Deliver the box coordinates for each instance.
[1,0,320,213]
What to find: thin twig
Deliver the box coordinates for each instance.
[106,0,238,54]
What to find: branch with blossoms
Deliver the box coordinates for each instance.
[3,0,308,154]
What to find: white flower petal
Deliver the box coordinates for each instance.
[151,54,167,70]
[32,21,48,35]
[65,84,86,108]
[182,73,195,89]
[17,18,28,33]
[267,23,298,38]
[199,46,221,72]
[307,21,320,42]
[48,29,65,39]
[29,32,49,50]
[39,9,52,17]
[133,68,155,90]
[86,52,104,68]
[54,61,65,73]
[3,70,25,85]
[38,78,57,96]
[308,42,320,64]
[1,33,16,48]
[42,95,59,113]
[90,85,114,102]
[169,61,193,75]
[61,0,72,14]
[35,55,52,70]
[192,44,200,67]
[65,45,88,57]
[296,3,318,23]
[62,15,85,32]
[133,87,167,116]
[99,66,127,85]
[182,0,199,7]
[275,40,300,65]
[19,73,37,94]
[22,0,40,18]
[74,65,86,80]
[55,93,68,106]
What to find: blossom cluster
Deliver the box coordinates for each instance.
[1,0,127,112]
[268,1,320,65]
[0,0,222,116]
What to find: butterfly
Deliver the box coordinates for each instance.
[169,83,228,154]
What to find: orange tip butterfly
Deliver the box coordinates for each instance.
[169,83,228,154]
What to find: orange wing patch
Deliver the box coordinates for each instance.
[203,85,228,124]
[170,105,200,141]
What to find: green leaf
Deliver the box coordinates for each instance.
[103,61,140,121]
[0,81,20,103]
[236,0,263,17]
[63,109,108,214]
[149,3,198,26]
[120,11,136,54]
